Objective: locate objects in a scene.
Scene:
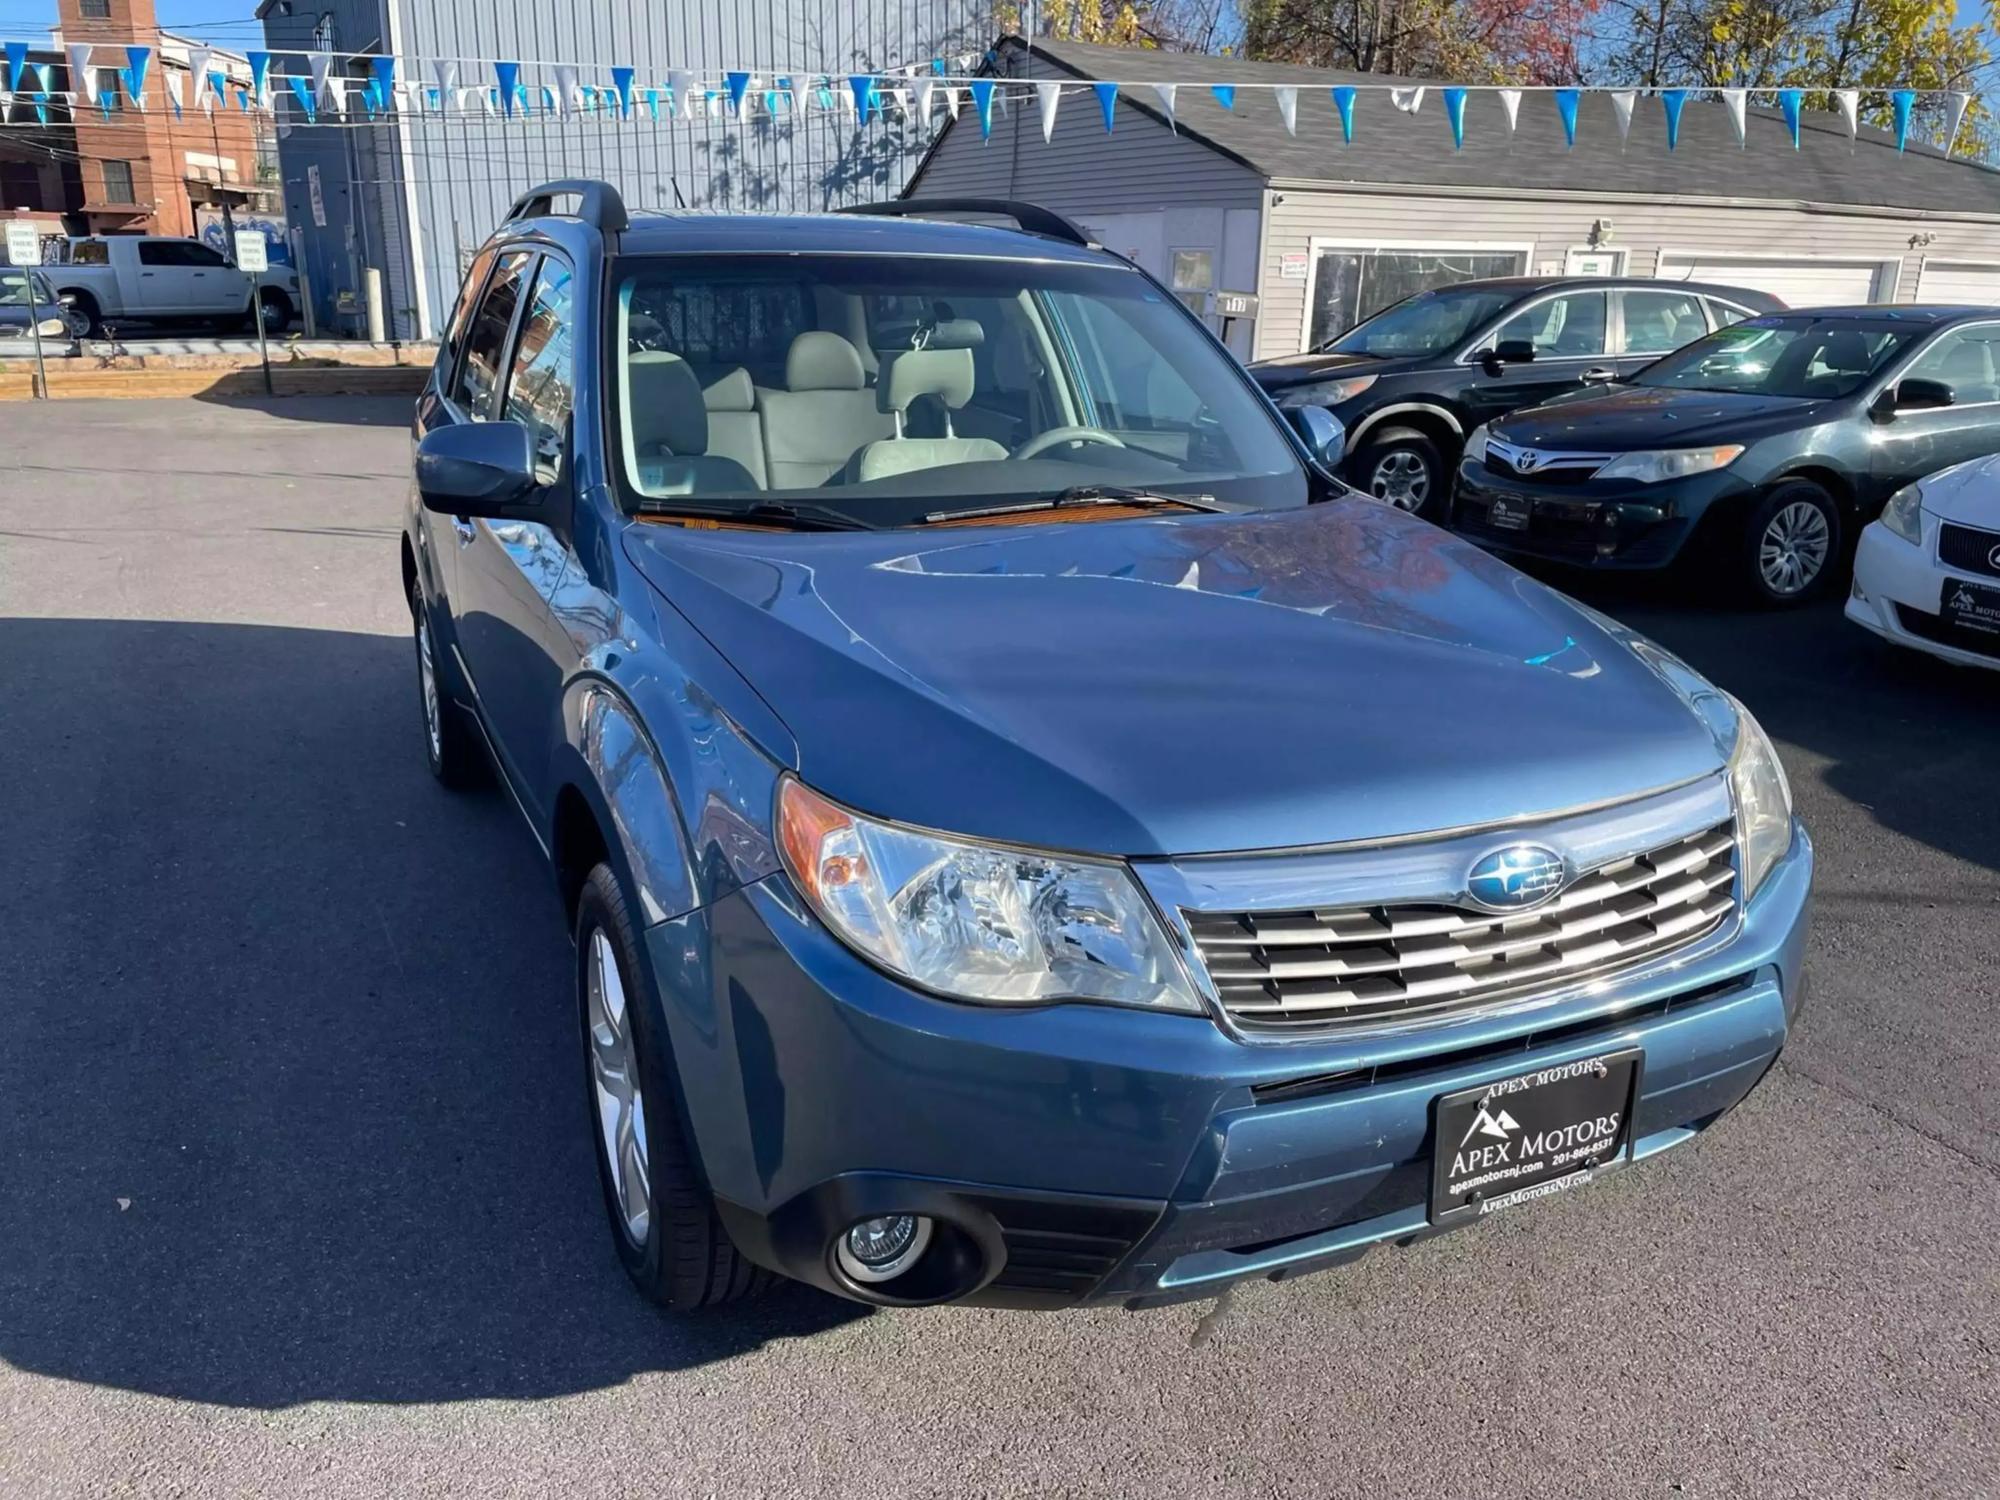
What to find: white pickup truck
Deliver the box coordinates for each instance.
[47,235,299,337]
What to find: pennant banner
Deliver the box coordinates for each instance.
[1835,89,1859,143]
[1554,88,1579,147]
[1153,82,1177,132]
[1779,88,1802,148]
[1390,86,1425,115]
[1661,88,1687,151]
[1093,79,1116,133]
[724,69,750,116]
[1211,83,1234,111]
[1036,79,1060,141]
[1331,84,1356,143]
[970,77,994,140]
[493,60,519,118]
[125,45,152,107]
[3,40,25,94]
[1721,88,1747,146]
[1892,88,1915,151]
[1610,88,1636,146]
[1944,90,1971,154]
[67,44,94,103]
[1497,87,1521,137]
[1274,84,1297,136]
[1441,86,1465,149]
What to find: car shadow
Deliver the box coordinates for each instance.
[190,392,418,427]
[0,617,867,1411]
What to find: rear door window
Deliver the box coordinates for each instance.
[451,250,532,419]
[1620,289,1706,355]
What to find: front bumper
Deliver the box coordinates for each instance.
[1452,459,1746,570]
[1847,521,2000,672]
[648,819,1813,1309]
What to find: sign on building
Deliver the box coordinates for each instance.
[234,228,269,274]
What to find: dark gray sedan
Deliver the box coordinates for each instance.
[0,267,79,341]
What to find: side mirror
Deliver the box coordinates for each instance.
[57,293,76,307]
[1891,377,1954,415]
[1493,339,1537,365]
[416,421,539,517]
[36,317,66,338]
[1289,405,1347,470]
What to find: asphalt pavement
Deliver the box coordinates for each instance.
[2,398,1996,1499]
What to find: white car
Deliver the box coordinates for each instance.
[1848,455,2000,671]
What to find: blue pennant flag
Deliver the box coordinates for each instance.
[117,67,136,108]
[1892,88,1915,151]
[125,45,152,102]
[643,85,659,119]
[1211,84,1234,110]
[611,66,635,116]
[933,58,946,74]
[1441,86,1466,149]
[1779,87,1802,148]
[371,54,395,112]
[100,92,113,120]
[1661,88,1687,150]
[246,49,269,105]
[287,71,316,122]
[849,73,877,122]
[1554,88,1580,148]
[31,89,47,125]
[539,84,557,114]
[763,88,778,115]
[494,61,520,118]
[725,70,751,114]
[1330,85,1356,142]
[970,78,995,140]
[3,40,26,93]
[208,69,228,104]
[1093,80,1117,132]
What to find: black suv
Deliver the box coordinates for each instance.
[1250,276,1782,516]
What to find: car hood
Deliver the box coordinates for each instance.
[1249,351,1411,393]
[624,502,1729,858]
[1497,385,1829,449]
[1918,454,2000,524]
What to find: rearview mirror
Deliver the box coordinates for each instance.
[1289,405,1347,470]
[416,421,539,517]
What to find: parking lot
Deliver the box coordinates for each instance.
[2,397,1996,1498]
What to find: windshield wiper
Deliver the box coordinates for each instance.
[636,499,872,532]
[923,485,1226,524]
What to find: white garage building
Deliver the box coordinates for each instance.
[909,38,2000,360]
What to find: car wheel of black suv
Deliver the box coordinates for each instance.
[1351,429,1445,518]
[575,861,770,1309]
[409,579,484,787]
[1743,479,1841,606]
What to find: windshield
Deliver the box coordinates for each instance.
[1633,315,1928,399]
[612,254,1307,527]
[1328,286,1520,358]
[0,269,56,308]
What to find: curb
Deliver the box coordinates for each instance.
[0,366,427,401]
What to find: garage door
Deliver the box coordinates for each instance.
[1915,261,2000,307]
[1654,255,1888,308]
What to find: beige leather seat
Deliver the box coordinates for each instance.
[700,368,768,488]
[623,351,760,494]
[755,332,894,488]
[853,348,1009,482]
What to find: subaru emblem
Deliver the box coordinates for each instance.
[1512,449,1543,474]
[1465,844,1567,912]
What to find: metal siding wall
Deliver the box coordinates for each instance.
[290,0,991,340]
[1256,188,2000,359]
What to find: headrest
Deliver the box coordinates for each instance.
[1939,341,1994,379]
[785,331,866,392]
[1818,331,1874,375]
[881,347,977,414]
[702,367,757,412]
[626,351,707,455]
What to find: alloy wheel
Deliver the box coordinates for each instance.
[416,613,442,761]
[1369,450,1432,511]
[586,928,652,1247]
[1758,500,1831,596]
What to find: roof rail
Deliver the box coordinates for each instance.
[506,179,631,240]
[836,197,1094,248]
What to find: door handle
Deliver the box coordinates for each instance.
[450,517,476,545]
[1582,367,1617,382]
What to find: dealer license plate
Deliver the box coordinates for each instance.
[1487,496,1530,532]
[1430,1051,1640,1223]
[1942,579,2000,639]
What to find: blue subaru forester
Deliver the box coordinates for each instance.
[403,181,1812,1311]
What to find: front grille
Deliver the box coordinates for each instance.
[1186,823,1737,1032]
[1938,522,2000,580]
[1484,453,1598,486]
[1895,602,2000,660]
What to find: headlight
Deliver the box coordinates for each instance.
[1726,697,1793,899]
[1880,483,1924,544]
[776,778,1202,1013]
[1462,423,1491,464]
[1594,445,1745,485]
[1277,373,1378,409]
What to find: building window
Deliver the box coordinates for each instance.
[80,0,111,15]
[101,160,134,203]
[0,161,44,211]
[1307,246,1530,348]
[96,67,123,110]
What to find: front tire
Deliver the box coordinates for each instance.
[575,862,769,1310]
[66,290,103,338]
[1743,480,1841,606]
[410,578,483,787]
[1350,428,1446,518]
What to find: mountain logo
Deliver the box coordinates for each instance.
[1459,1102,1521,1148]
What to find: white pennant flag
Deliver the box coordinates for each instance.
[164,71,184,114]
[1497,88,1522,135]
[1153,82,1177,132]
[1944,90,1971,154]
[433,59,458,112]
[942,84,958,119]
[67,43,95,103]
[1274,85,1297,135]
[325,76,349,116]
[912,76,935,123]
[456,86,480,114]
[667,68,692,118]
[1610,89,1636,144]
[308,50,335,108]
[1390,86,1425,114]
[185,45,215,109]
[1036,80,1061,141]
[1834,88,1859,142]
[1721,88,1747,146]
[553,64,579,116]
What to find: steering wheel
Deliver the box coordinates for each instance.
[1011,426,1129,461]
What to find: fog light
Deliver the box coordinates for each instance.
[836,1214,933,1283]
